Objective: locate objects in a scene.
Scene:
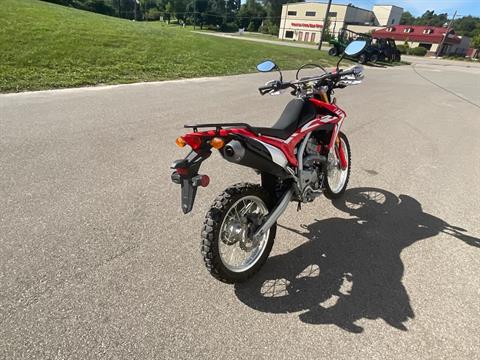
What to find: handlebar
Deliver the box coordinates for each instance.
[258,80,293,95]
[258,65,363,96]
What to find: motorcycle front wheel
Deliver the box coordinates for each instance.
[325,132,351,199]
[201,183,276,283]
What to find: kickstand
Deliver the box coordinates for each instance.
[297,201,302,211]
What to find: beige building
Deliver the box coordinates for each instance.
[279,2,402,44]
[372,5,403,27]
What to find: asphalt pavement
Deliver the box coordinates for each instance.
[1,58,479,359]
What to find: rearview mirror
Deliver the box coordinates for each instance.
[344,40,367,57]
[256,60,276,73]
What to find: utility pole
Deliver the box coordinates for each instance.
[436,10,457,57]
[318,0,332,50]
[282,3,289,40]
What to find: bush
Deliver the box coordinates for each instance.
[145,8,161,21]
[397,45,407,54]
[247,21,256,32]
[268,24,279,36]
[408,46,428,56]
[220,22,239,33]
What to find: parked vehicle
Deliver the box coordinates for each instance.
[328,30,350,56]
[355,37,380,64]
[170,41,367,283]
[374,37,401,62]
[328,30,380,64]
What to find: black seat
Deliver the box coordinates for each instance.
[251,99,316,139]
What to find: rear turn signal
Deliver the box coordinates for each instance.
[176,137,186,148]
[210,137,225,149]
[199,175,210,187]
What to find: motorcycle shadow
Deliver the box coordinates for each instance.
[234,187,479,333]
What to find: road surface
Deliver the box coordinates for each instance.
[1,58,479,359]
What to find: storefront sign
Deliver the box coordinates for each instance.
[291,23,323,28]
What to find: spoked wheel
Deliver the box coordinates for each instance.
[201,183,276,283]
[325,132,351,199]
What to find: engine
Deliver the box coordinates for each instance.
[299,137,327,202]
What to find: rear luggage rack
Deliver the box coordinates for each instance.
[184,123,258,135]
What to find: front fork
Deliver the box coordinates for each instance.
[335,134,348,170]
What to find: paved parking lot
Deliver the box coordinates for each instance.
[1,58,479,359]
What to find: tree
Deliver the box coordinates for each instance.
[226,0,240,22]
[472,35,480,50]
[173,0,188,22]
[400,11,415,25]
[415,10,448,27]
[237,0,265,31]
[164,2,172,23]
[453,16,480,38]
[263,0,294,26]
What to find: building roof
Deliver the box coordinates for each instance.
[373,4,403,9]
[284,1,371,12]
[373,25,461,44]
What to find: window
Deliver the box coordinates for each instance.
[386,27,395,32]
[423,29,433,34]
[419,43,432,50]
[328,12,337,17]
[288,11,297,16]
[285,30,294,38]
[305,11,316,16]
[404,28,413,33]
[391,19,395,24]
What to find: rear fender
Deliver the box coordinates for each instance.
[171,150,211,214]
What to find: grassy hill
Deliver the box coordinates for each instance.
[0,0,340,92]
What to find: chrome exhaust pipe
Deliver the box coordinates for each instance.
[253,188,294,241]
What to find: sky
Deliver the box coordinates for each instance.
[306,1,480,17]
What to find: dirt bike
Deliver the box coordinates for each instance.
[170,40,367,283]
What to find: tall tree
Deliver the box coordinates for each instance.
[399,11,415,25]
[415,10,448,27]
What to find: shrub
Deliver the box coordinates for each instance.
[408,46,427,56]
[268,24,279,36]
[397,45,407,54]
[247,21,256,32]
[145,8,161,21]
[220,22,239,33]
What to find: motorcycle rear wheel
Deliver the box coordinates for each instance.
[201,183,276,283]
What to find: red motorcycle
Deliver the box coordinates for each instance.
[171,41,367,283]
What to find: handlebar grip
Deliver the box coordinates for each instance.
[339,69,355,76]
[258,85,273,95]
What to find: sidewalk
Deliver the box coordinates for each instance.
[193,31,331,50]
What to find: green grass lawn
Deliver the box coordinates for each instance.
[0,0,342,92]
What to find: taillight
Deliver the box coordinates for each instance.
[181,134,203,150]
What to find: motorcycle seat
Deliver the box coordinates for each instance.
[251,99,316,140]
